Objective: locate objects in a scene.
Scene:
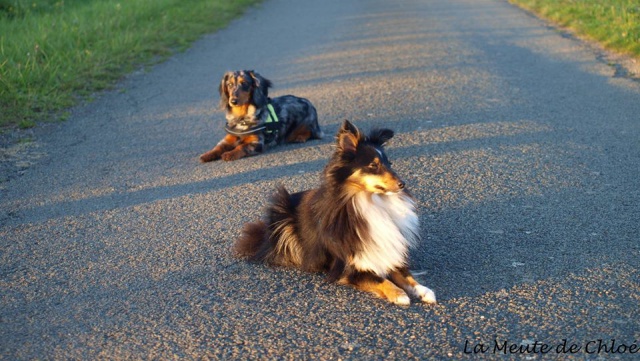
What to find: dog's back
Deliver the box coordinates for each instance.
[269,95,323,143]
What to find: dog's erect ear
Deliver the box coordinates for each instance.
[368,128,394,146]
[247,70,272,108]
[339,120,359,136]
[337,120,360,156]
[219,72,232,109]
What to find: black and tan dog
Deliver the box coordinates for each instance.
[200,70,323,162]
[235,120,437,306]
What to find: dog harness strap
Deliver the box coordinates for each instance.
[224,124,266,135]
[262,103,280,145]
[264,103,279,133]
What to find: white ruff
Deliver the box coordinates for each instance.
[351,192,419,277]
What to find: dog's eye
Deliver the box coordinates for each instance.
[368,161,378,170]
[226,82,233,88]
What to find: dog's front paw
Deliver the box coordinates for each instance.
[200,149,222,162]
[414,285,437,304]
[221,150,244,161]
[390,292,411,306]
[379,283,411,306]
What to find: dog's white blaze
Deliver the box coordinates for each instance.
[351,192,419,277]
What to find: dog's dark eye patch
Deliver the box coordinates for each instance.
[231,77,250,90]
[356,145,388,171]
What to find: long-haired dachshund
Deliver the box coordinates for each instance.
[235,120,437,306]
[200,70,324,162]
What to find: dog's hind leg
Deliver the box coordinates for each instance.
[287,102,323,142]
[388,267,437,304]
[286,126,313,143]
[308,106,324,140]
[285,119,323,143]
[340,270,411,306]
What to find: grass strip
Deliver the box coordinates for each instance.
[509,0,640,59]
[0,0,260,128]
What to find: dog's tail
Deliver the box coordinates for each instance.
[234,186,303,267]
[234,220,268,259]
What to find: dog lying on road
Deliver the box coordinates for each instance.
[200,70,323,162]
[235,120,436,306]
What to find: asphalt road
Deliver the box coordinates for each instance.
[2,0,639,359]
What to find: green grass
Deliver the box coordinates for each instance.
[509,0,640,58]
[0,0,260,128]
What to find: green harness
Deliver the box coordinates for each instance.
[264,103,279,135]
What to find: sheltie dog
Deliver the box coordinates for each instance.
[200,70,323,162]
[235,120,436,305]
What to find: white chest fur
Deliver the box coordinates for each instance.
[350,192,419,276]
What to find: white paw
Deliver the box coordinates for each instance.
[393,293,411,306]
[414,285,437,304]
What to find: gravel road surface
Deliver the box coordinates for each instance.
[1,0,639,359]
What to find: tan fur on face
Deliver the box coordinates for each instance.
[347,169,403,194]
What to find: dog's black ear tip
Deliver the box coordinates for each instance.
[339,119,358,134]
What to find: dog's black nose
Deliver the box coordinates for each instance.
[398,181,405,189]
[230,98,238,105]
